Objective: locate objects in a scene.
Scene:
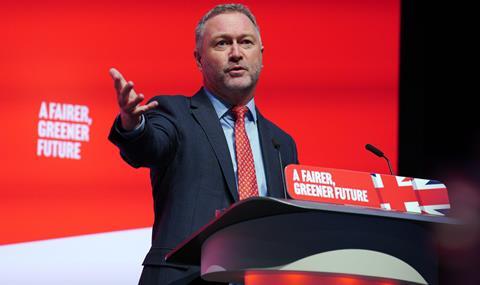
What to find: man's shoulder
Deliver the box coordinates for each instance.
[260,114,295,143]
[259,113,298,163]
[147,88,207,111]
[145,94,194,114]
[148,94,190,105]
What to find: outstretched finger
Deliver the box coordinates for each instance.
[109,68,127,93]
[119,81,135,103]
[132,100,159,116]
[123,93,145,113]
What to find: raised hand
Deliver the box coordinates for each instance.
[109,67,158,131]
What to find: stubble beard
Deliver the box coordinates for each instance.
[222,65,261,96]
[203,62,262,105]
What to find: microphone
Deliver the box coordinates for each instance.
[272,138,288,199]
[365,143,394,175]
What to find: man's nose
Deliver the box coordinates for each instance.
[229,42,242,62]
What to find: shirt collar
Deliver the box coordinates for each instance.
[204,87,257,122]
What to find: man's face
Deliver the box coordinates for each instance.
[196,12,263,102]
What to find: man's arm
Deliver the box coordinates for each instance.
[108,68,177,168]
[109,67,158,131]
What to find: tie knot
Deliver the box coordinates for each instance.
[232,105,248,121]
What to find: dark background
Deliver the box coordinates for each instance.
[399,0,479,283]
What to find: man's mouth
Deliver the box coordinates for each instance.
[226,65,247,72]
[226,66,247,76]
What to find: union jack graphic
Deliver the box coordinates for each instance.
[412,178,450,216]
[371,174,450,216]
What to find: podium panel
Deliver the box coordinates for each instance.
[166,197,457,284]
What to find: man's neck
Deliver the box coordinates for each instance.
[203,84,255,106]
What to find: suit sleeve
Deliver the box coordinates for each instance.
[108,96,179,169]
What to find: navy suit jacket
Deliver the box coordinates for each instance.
[109,88,298,283]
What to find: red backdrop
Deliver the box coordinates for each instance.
[0,0,399,244]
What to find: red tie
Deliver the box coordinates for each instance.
[232,106,259,200]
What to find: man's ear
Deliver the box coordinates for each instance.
[194,50,202,70]
[261,46,264,68]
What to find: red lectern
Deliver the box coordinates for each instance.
[166,197,456,284]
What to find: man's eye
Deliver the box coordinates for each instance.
[216,40,228,47]
[240,40,254,47]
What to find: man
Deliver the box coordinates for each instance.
[109,4,298,285]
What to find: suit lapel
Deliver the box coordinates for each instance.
[257,110,283,198]
[190,89,238,202]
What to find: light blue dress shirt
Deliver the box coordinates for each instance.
[203,88,267,197]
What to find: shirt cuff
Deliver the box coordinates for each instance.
[115,115,145,139]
